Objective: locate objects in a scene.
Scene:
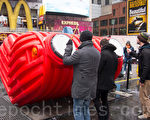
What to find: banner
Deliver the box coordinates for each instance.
[52,20,92,33]
[38,5,45,25]
[127,0,147,35]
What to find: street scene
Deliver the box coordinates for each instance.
[0,0,150,120]
[0,64,141,120]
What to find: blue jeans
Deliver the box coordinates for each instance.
[73,98,91,120]
[124,58,132,72]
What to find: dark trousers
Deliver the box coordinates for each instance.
[93,89,109,120]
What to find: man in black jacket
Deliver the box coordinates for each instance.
[93,39,118,120]
[63,30,100,120]
[128,32,150,119]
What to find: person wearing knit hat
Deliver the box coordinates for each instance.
[63,30,100,120]
[79,30,93,42]
[137,32,149,44]
[128,32,150,119]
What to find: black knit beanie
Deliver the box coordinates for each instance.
[137,32,149,43]
[79,30,93,42]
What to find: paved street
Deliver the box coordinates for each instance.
[0,64,142,120]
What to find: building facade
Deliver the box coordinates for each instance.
[92,0,127,36]
[91,0,101,19]
[39,0,92,33]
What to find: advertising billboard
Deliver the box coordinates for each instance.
[53,20,92,33]
[127,0,147,35]
[42,0,90,17]
[38,5,45,25]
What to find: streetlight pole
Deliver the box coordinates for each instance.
[112,19,115,35]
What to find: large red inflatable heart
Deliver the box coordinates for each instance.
[0,32,123,106]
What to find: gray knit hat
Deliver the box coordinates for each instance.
[137,32,149,43]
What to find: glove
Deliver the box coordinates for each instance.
[140,78,145,84]
[66,39,73,45]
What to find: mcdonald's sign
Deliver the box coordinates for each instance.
[0,0,33,31]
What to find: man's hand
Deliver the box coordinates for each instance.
[64,39,73,56]
[66,39,73,45]
[127,48,131,53]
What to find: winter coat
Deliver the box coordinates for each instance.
[63,41,100,100]
[123,46,134,60]
[130,43,150,83]
[97,44,118,90]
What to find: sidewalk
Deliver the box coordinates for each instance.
[0,64,142,120]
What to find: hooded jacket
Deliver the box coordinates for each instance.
[97,44,118,90]
[63,41,100,100]
[130,43,150,83]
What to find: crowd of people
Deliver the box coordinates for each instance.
[63,30,150,120]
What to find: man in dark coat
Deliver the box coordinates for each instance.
[93,39,118,120]
[63,30,100,120]
[128,32,150,120]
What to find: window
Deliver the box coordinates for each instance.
[92,0,94,4]
[105,0,109,5]
[100,20,108,26]
[97,0,101,4]
[119,27,126,35]
[109,18,117,25]
[100,29,108,36]
[113,9,115,16]
[109,28,118,35]
[119,17,125,24]
[93,21,99,28]
[93,21,99,36]
[93,28,99,36]
[123,7,125,14]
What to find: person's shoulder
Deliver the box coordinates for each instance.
[141,49,150,59]
[91,47,100,55]
[142,48,150,54]
[102,49,111,55]
[131,46,134,49]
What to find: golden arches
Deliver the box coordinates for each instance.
[0,0,33,31]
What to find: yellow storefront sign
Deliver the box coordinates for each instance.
[39,5,45,17]
[38,5,45,25]
[0,0,33,31]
